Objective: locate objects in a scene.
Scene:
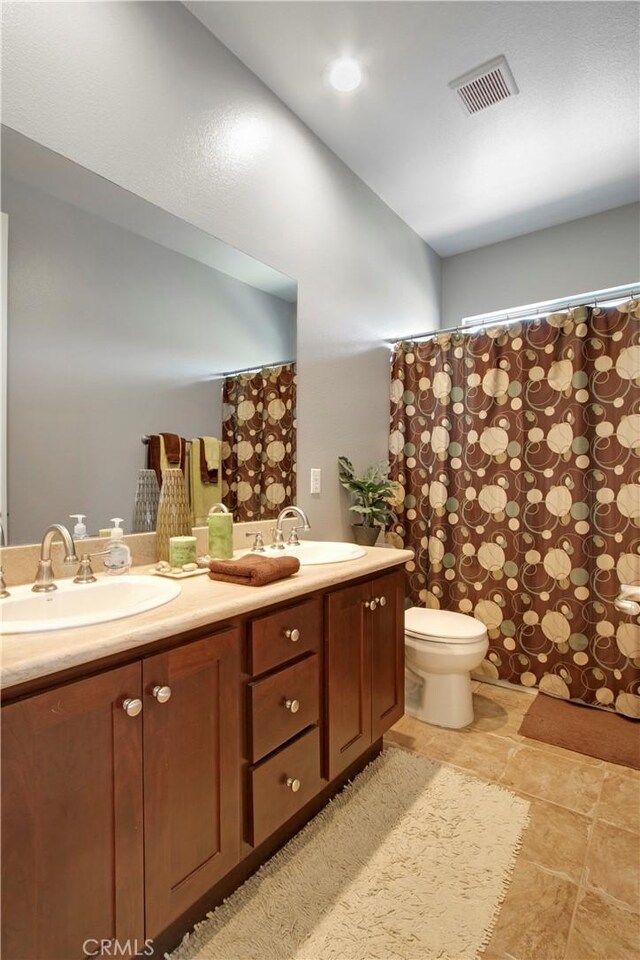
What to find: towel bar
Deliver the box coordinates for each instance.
[142,436,192,445]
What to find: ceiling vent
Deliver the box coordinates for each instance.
[449,55,519,116]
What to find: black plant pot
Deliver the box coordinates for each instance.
[352,524,381,546]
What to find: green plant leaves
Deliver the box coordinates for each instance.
[338,455,396,529]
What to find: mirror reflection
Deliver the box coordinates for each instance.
[1,128,297,545]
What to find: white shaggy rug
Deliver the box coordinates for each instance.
[168,747,530,960]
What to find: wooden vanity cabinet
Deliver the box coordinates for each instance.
[245,595,324,846]
[1,663,145,960]
[1,563,406,959]
[325,569,404,779]
[370,570,405,739]
[142,629,241,937]
[1,627,242,960]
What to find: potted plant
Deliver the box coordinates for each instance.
[338,456,396,546]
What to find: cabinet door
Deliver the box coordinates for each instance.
[325,580,372,779]
[371,569,405,739]
[1,664,144,960]
[143,629,241,937]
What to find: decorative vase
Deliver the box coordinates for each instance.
[132,469,160,533]
[155,468,192,561]
[352,524,380,547]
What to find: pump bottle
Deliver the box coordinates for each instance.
[69,514,87,539]
[104,518,132,575]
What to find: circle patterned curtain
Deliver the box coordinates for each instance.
[222,364,297,522]
[388,301,640,717]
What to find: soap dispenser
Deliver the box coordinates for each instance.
[70,514,88,539]
[104,518,132,575]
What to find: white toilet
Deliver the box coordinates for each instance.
[404,607,489,729]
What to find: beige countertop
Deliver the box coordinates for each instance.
[0,546,412,692]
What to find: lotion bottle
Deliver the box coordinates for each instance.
[104,518,132,575]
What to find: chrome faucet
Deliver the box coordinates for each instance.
[32,524,79,593]
[272,506,311,549]
[614,584,640,617]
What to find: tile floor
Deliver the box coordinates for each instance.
[385,681,640,960]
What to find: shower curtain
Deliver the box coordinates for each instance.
[389,300,640,717]
[222,363,297,522]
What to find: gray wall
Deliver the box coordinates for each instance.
[3,176,295,544]
[2,1,442,542]
[441,203,640,327]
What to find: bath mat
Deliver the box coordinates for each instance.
[169,747,530,960]
[519,693,640,770]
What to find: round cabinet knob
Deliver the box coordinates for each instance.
[377,596,387,608]
[365,599,377,611]
[286,777,301,793]
[152,685,172,704]
[122,697,142,717]
[285,698,300,713]
[284,628,300,642]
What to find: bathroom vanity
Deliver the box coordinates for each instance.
[0,547,410,959]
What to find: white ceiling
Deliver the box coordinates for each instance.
[186,1,640,257]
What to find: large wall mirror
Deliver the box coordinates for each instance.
[1,127,297,545]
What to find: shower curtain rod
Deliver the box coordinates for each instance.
[387,281,640,347]
[214,359,295,378]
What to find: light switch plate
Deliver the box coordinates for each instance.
[310,468,321,494]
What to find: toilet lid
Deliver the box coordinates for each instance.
[405,607,487,644]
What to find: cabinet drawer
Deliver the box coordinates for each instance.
[249,597,321,675]
[249,727,322,846]
[248,654,319,762]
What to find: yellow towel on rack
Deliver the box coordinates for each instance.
[203,437,220,473]
[189,438,222,526]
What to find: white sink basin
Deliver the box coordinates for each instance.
[239,540,367,566]
[0,576,181,634]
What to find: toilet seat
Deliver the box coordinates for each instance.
[404,607,487,644]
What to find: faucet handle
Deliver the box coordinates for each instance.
[0,568,9,599]
[286,527,301,547]
[73,550,112,584]
[245,531,266,552]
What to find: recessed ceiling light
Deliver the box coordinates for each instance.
[325,57,364,94]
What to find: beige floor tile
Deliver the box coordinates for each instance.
[474,681,534,713]
[394,692,640,960]
[565,889,640,960]
[467,691,528,740]
[519,734,606,768]
[445,732,517,782]
[413,723,473,764]
[389,713,487,766]
[598,771,640,834]
[606,761,640,783]
[386,713,435,756]
[499,744,605,816]
[485,859,578,960]
[585,821,640,910]
[518,799,590,883]
[479,948,514,960]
